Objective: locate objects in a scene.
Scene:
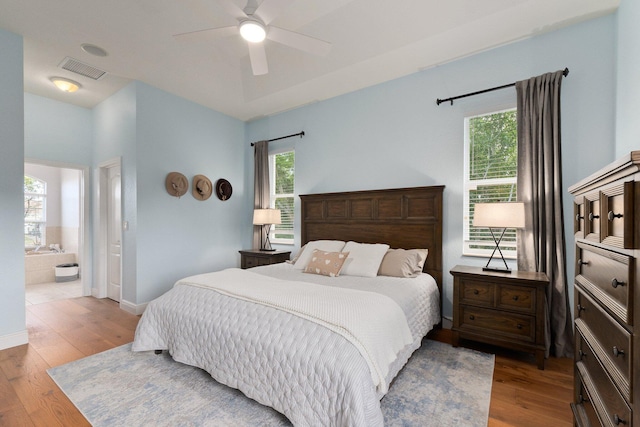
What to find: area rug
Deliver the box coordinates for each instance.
[48,339,494,426]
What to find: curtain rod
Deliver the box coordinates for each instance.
[250,131,305,146]
[436,68,569,106]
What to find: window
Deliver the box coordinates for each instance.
[24,175,46,248]
[463,108,518,257]
[270,150,294,245]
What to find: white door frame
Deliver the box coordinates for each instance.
[24,158,90,297]
[96,157,122,300]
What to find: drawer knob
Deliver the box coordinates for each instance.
[516,324,523,329]
[608,210,623,221]
[577,304,586,313]
[613,414,626,425]
[578,394,589,403]
[577,259,589,266]
[512,295,519,301]
[575,213,584,222]
[473,289,479,295]
[469,315,475,321]
[588,212,599,221]
[578,349,586,359]
[611,278,626,288]
[613,346,625,357]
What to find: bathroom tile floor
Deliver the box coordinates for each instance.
[25,279,83,305]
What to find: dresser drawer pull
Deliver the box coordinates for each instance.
[578,394,589,403]
[608,210,623,221]
[577,259,589,266]
[578,349,586,359]
[473,289,479,295]
[516,324,523,329]
[469,315,475,321]
[512,295,519,301]
[577,304,586,313]
[588,212,599,221]
[611,278,626,288]
[613,414,627,425]
[575,213,584,222]
[613,346,625,357]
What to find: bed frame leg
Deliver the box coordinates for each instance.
[154,350,162,355]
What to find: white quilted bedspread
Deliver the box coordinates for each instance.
[132,266,440,426]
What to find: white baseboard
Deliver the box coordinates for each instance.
[120,299,148,315]
[0,329,29,351]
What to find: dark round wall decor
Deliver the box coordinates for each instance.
[216,178,233,201]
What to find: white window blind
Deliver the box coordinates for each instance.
[463,108,518,257]
[270,150,294,245]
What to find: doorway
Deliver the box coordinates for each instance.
[24,160,89,305]
[97,158,123,303]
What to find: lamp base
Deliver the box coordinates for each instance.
[482,266,512,274]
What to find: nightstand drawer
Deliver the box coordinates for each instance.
[497,284,536,313]
[458,305,535,342]
[576,241,633,325]
[239,250,291,269]
[459,279,494,306]
[576,289,631,400]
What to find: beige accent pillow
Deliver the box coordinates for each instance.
[378,249,429,278]
[303,250,350,277]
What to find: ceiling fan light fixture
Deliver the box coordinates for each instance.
[240,20,266,43]
[50,77,81,93]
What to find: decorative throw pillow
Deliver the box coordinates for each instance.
[339,241,390,278]
[304,250,350,277]
[293,240,346,269]
[378,248,429,278]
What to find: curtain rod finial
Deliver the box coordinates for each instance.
[563,67,569,77]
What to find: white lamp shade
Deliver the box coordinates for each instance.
[473,202,525,228]
[253,208,281,225]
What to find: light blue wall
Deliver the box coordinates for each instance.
[25,93,93,165]
[615,0,640,156]
[247,15,617,320]
[134,82,246,303]
[0,29,26,345]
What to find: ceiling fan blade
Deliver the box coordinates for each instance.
[217,0,248,21]
[254,0,294,25]
[248,42,268,75]
[267,26,331,56]
[174,26,239,43]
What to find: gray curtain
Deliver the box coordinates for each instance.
[516,70,573,358]
[253,140,270,249]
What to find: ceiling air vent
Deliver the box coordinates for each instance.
[58,57,107,80]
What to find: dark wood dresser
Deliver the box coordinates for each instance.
[450,265,549,369]
[568,151,640,427]
[239,249,291,269]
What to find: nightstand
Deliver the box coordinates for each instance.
[450,265,549,369]
[239,249,291,269]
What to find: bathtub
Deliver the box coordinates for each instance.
[25,252,77,285]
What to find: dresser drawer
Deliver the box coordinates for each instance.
[576,242,633,325]
[600,180,636,249]
[458,305,535,342]
[459,279,494,307]
[576,334,632,427]
[571,377,602,427]
[575,289,632,400]
[498,284,536,313]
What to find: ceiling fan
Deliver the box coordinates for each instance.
[174,0,332,76]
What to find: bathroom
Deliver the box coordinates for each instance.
[24,162,83,304]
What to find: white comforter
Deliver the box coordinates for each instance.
[132,265,440,426]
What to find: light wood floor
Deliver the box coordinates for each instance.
[0,297,574,426]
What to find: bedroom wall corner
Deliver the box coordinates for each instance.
[0,29,27,349]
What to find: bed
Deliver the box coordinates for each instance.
[132,185,444,426]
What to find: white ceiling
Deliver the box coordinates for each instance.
[0,0,619,121]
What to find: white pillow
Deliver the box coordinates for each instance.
[293,240,346,269]
[340,241,390,278]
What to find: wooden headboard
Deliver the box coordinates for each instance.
[300,185,444,306]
